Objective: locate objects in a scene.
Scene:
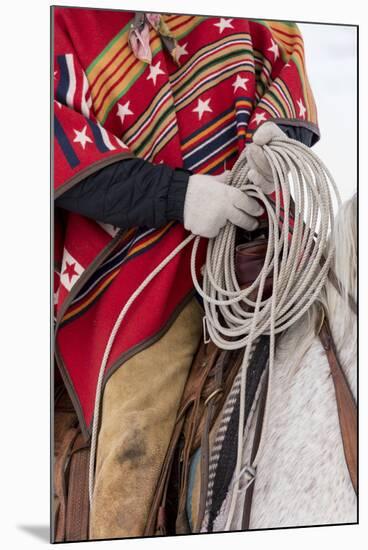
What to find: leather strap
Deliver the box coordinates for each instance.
[241,314,357,530]
[195,354,225,532]
[318,316,357,494]
[65,433,91,541]
[175,343,221,533]
[241,368,269,530]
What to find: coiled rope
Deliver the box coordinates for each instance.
[88,133,341,513]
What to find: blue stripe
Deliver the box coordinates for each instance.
[181,90,254,146]
[54,115,80,168]
[87,119,110,153]
[73,230,139,302]
[235,110,251,124]
[72,227,155,303]
[184,122,236,162]
[209,148,239,174]
[56,55,69,105]
[183,106,234,145]
[184,125,238,170]
[64,224,177,323]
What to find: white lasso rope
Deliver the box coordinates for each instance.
[88,134,341,512]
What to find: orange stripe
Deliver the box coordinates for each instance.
[181,111,234,153]
[269,26,303,43]
[63,227,173,321]
[201,145,238,173]
[139,116,177,157]
[62,269,119,321]
[236,99,253,107]
[62,229,138,321]
[89,41,130,92]
[293,49,316,120]
[127,223,173,255]
[182,102,252,154]
[168,15,196,33]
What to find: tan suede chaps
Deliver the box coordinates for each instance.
[89,297,203,540]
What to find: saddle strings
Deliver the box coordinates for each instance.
[88,135,341,512]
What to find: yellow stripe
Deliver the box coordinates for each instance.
[126,223,173,255]
[88,26,131,84]
[140,122,178,159]
[269,23,304,52]
[181,102,252,153]
[274,77,295,117]
[166,15,206,40]
[259,101,282,119]
[175,60,254,115]
[236,99,253,107]
[123,84,173,145]
[265,78,292,118]
[202,146,238,173]
[133,111,176,155]
[91,31,161,116]
[270,32,303,53]
[63,225,174,322]
[172,39,253,96]
[90,15,203,113]
[62,270,119,321]
[181,110,233,152]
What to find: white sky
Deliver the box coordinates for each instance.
[299,23,357,203]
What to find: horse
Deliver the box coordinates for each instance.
[201,193,357,531]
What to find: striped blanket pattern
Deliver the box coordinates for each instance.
[53,7,318,436]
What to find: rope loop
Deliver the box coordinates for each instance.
[88,132,341,515]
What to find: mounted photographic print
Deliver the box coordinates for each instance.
[52,5,357,543]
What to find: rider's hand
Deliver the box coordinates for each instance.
[246,121,286,195]
[183,173,263,238]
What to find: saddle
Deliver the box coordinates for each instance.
[53,384,90,542]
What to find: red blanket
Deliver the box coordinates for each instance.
[53,8,319,437]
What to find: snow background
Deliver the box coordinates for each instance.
[299,23,357,203]
[1,2,362,548]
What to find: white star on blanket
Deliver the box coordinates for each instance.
[147,61,165,86]
[232,75,249,92]
[73,125,93,149]
[268,38,279,61]
[192,98,213,120]
[297,98,307,119]
[254,112,267,126]
[214,18,234,34]
[176,42,188,63]
[116,101,134,125]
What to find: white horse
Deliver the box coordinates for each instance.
[213,193,357,530]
